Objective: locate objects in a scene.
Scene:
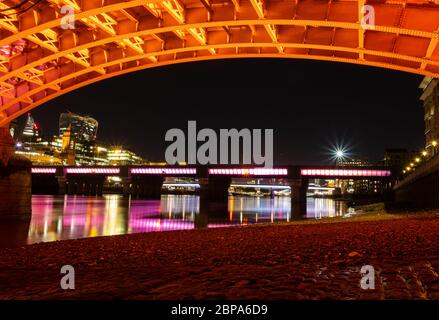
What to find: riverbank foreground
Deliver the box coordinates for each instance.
[1,211,439,300]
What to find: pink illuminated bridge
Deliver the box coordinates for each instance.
[31,166,392,178]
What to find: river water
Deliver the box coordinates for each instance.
[20,194,349,245]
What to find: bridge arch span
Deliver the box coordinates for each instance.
[1,0,439,126]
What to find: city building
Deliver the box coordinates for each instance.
[21,113,40,142]
[14,113,57,165]
[338,157,369,167]
[93,146,110,165]
[14,150,62,165]
[334,157,385,194]
[59,112,98,143]
[59,112,99,165]
[383,148,419,175]
[420,76,439,158]
[107,147,143,165]
[13,111,144,166]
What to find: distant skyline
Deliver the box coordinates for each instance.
[26,58,425,165]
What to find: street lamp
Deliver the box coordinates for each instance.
[328,142,351,165]
[432,140,438,157]
[333,148,347,165]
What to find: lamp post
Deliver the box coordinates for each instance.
[432,140,438,157]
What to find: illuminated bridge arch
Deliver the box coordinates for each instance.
[1,0,439,127]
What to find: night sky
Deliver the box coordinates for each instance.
[28,58,425,165]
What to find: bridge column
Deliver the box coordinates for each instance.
[207,176,231,200]
[57,175,66,195]
[84,181,91,195]
[131,176,163,199]
[66,179,74,195]
[289,178,308,217]
[96,179,104,196]
[0,125,32,219]
[77,181,84,195]
[197,178,210,229]
[122,177,132,197]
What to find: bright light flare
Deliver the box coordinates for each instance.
[329,146,350,164]
[335,150,345,158]
[325,138,353,164]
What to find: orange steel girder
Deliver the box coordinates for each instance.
[0,0,439,127]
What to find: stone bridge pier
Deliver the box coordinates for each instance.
[289,178,308,218]
[0,125,32,220]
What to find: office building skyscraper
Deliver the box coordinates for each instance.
[59,112,98,143]
[21,113,40,141]
[59,112,99,164]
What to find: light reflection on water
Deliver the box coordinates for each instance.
[25,194,348,245]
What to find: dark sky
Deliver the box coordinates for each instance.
[28,58,425,165]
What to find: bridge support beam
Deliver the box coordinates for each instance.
[196,178,210,229]
[130,176,164,199]
[122,177,132,197]
[206,176,232,200]
[0,125,32,219]
[57,176,66,195]
[289,178,308,217]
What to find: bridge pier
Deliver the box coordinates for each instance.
[198,177,229,228]
[130,176,164,199]
[289,178,308,217]
[65,176,104,196]
[0,126,32,219]
[206,176,231,200]
[196,178,210,229]
[122,177,132,197]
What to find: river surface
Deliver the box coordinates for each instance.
[0,195,350,247]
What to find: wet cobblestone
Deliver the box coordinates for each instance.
[1,216,439,299]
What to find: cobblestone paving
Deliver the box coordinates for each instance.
[1,216,439,299]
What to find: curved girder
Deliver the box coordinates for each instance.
[0,0,439,125]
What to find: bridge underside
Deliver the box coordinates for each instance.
[0,0,439,126]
